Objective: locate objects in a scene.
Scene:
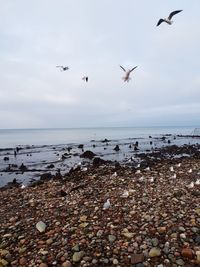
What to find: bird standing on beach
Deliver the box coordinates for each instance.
[103,199,111,210]
[56,66,69,71]
[120,65,138,82]
[157,10,183,26]
[82,76,89,82]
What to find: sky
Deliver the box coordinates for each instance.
[0,0,200,129]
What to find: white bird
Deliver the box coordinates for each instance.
[188,182,194,189]
[188,169,193,173]
[176,163,181,167]
[149,177,154,183]
[103,199,111,210]
[171,174,177,179]
[56,66,69,71]
[120,65,138,82]
[157,10,183,26]
[82,167,87,172]
[170,166,174,172]
[121,190,129,198]
[112,172,117,177]
[195,179,200,185]
[21,184,26,189]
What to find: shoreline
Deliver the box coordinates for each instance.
[0,144,200,266]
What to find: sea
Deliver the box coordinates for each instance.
[0,126,199,187]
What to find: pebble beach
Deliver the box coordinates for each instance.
[1,144,200,267]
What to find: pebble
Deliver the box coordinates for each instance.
[36,221,46,233]
[149,248,161,257]
[72,251,84,262]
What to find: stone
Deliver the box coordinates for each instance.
[113,259,118,265]
[149,248,161,257]
[157,227,166,234]
[72,251,84,262]
[108,235,116,242]
[176,259,185,265]
[122,232,134,239]
[39,264,48,267]
[61,261,72,267]
[0,259,8,266]
[131,253,144,264]
[36,221,46,233]
[19,257,27,265]
[181,247,194,259]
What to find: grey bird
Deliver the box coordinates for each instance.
[157,10,182,26]
[56,66,69,71]
[82,76,89,82]
[120,65,138,82]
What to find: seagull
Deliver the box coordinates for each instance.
[157,10,183,26]
[103,199,111,210]
[195,179,200,185]
[170,166,174,172]
[21,184,26,189]
[82,76,88,82]
[112,172,117,177]
[188,169,193,173]
[120,65,138,82]
[56,66,69,71]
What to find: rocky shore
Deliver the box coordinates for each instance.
[1,145,200,266]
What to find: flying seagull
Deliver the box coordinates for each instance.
[157,10,182,26]
[82,76,89,82]
[120,65,138,82]
[56,66,69,71]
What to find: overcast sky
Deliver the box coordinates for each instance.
[0,0,200,129]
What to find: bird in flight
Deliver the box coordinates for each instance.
[56,66,69,71]
[82,76,89,82]
[157,10,182,26]
[120,65,138,82]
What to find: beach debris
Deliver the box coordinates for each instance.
[149,247,161,257]
[145,166,150,171]
[177,163,181,167]
[188,168,192,173]
[103,199,111,210]
[36,221,46,233]
[138,176,145,182]
[157,10,183,26]
[136,170,141,174]
[149,177,154,183]
[56,66,69,71]
[120,65,138,82]
[195,179,200,185]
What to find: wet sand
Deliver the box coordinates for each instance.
[0,143,200,266]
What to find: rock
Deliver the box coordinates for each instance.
[80,215,87,222]
[113,259,118,265]
[131,254,144,264]
[47,164,55,169]
[196,251,200,263]
[61,261,72,267]
[149,248,161,257]
[113,145,120,151]
[0,259,8,266]
[122,232,134,239]
[80,150,96,159]
[72,251,84,262]
[176,259,185,265]
[195,236,200,244]
[19,257,27,265]
[39,264,48,267]
[46,238,53,245]
[78,144,84,149]
[93,157,106,166]
[36,221,46,233]
[157,227,166,234]
[96,230,103,237]
[3,157,9,161]
[108,235,116,242]
[181,247,194,259]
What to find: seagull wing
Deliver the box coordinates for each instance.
[130,66,138,73]
[156,19,165,26]
[168,10,182,20]
[120,65,126,72]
